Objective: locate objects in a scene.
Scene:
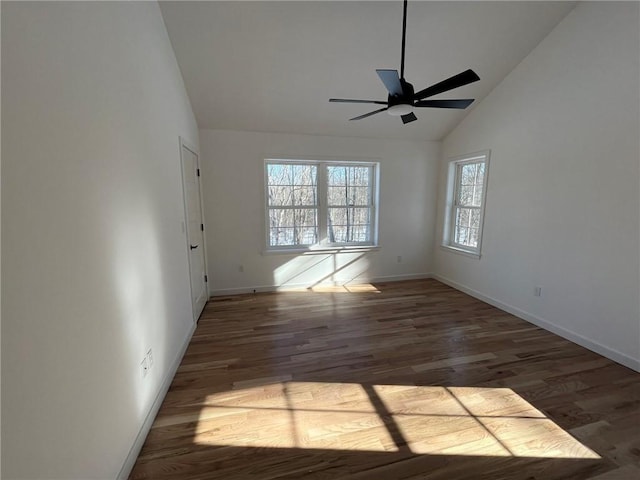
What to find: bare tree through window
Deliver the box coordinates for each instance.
[266,161,377,249]
[443,151,490,256]
[327,165,372,243]
[267,163,318,247]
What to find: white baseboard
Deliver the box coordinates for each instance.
[432,273,640,372]
[209,273,433,297]
[209,272,639,372]
[117,321,198,479]
[371,273,433,283]
[209,284,292,296]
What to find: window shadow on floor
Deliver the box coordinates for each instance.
[129,279,639,479]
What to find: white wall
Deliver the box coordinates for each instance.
[200,129,439,294]
[2,2,199,478]
[433,2,640,370]
[0,2,3,474]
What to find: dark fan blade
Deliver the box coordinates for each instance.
[414,69,480,100]
[330,98,387,105]
[401,112,417,124]
[376,69,403,96]
[350,107,388,121]
[414,99,475,109]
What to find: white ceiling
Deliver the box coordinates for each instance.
[160,1,575,141]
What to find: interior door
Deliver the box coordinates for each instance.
[180,140,208,321]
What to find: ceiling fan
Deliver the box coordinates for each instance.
[329,0,480,124]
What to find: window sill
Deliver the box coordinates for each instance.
[440,244,481,259]
[263,245,380,256]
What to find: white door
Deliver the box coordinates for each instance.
[180,140,208,321]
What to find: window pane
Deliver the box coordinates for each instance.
[471,209,480,227]
[329,225,370,243]
[325,165,373,243]
[454,207,480,247]
[292,164,317,185]
[267,163,319,247]
[351,187,370,205]
[296,226,317,245]
[476,163,485,184]
[267,164,293,185]
[460,163,477,185]
[293,186,316,206]
[327,186,344,206]
[268,164,318,207]
[458,185,482,207]
[293,208,317,228]
[461,162,484,187]
[352,207,371,224]
[351,225,370,242]
[269,208,317,246]
[327,165,370,187]
[329,207,371,226]
[328,207,371,243]
[270,227,295,246]
[327,166,346,185]
[269,227,317,247]
[455,207,469,227]
[454,225,477,248]
[268,185,291,206]
[455,207,480,230]
[469,228,479,247]
[327,186,370,206]
[458,186,474,206]
[455,225,469,245]
[270,208,294,228]
[350,167,371,187]
[268,164,318,187]
[473,185,483,206]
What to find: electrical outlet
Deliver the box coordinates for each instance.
[534,286,542,297]
[397,255,402,263]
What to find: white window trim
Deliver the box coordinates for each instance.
[442,150,490,258]
[264,159,380,253]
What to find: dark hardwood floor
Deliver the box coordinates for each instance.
[130,279,640,479]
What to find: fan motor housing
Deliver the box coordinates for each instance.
[388,79,415,107]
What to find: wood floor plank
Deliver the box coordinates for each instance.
[130,279,640,479]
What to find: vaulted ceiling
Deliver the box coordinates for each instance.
[160,1,575,141]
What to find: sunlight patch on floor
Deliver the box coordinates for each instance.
[193,382,600,459]
[312,284,380,293]
[281,283,381,293]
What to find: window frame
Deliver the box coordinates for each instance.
[264,159,379,253]
[442,151,490,258]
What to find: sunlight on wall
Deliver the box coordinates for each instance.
[273,252,370,289]
[111,201,168,416]
[192,382,600,459]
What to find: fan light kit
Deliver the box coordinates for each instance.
[387,104,414,116]
[330,0,480,125]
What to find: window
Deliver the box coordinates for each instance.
[266,160,378,250]
[443,151,490,256]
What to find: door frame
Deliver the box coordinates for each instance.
[179,136,209,323]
